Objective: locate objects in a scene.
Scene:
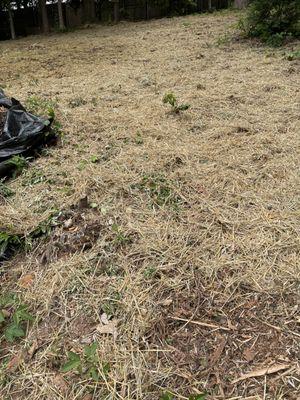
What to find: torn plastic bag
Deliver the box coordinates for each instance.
[0,89,54,178]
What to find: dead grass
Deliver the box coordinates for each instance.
[0,10,300,400]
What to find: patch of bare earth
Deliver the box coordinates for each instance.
[0,10,299,400]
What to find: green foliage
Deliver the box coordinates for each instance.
[112,224,131,246]
[61,342,109,381]
[160,393,174,400]
[239,0,300,46]
[68,97,87,108]
[132,174,182,209]
[30,212,60,239]
[0,180,14,198]
[61,351,82,373]
[90,155,100,163]
[189,395,207,400]
[26,96,63,137]
[0,295,33,343]
[6,155,28,177]
[163,92,190,113]
[285,49,300,60]
[0,231,21,257]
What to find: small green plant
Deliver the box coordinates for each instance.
[134,132,144,145]
[30,212,61,239]
[90,155,100,163]
[0,232,22,258]
[143,266,157,280]
[286,49,300,60]
[68,97,87,108]
[6,155,28,177]
[189,395,207,400]
[61,342,109,381]
[0,180,14,198]
[216,32,231,46]
[101,291,122,316]
[22,169,47,186]
[0,295,33,343]
[132,174,182,209]
[162,93,190,113]
[26,96,63,137]
[112,224,131,246]
[160,393,174,400]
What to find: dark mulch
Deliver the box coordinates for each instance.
[145,277,300,399]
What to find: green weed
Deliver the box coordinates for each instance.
[6,155,28,178]
[0,180,14,198]
[61,342,110,381]
[0,232,22,258]
[132,174,182,209]
[26,96,63,137]
[112,224,131,246]
[68,97,87,108]
[0,295,33,343]
[162,93,190,113]
[286,49,300,60]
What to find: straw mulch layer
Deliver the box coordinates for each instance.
[0,10,299,400]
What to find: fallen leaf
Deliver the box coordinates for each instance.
[7,353,23,372]
[243,347,256,362]
[100,313,109,325]
[18,273,34,288]
[96,320,118,340]
[209,337,227,366]
[232,363,290,383]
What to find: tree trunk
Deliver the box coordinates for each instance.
[8,7,16,40]
[58,0,65,30]
[40,0,50,33]
[208,0,212,11]
[114,1,119,23]
[234,0,248,8]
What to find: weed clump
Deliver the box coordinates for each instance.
[238,0,300,46]
[163,92,190,113]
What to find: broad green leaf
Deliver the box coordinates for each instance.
[89,366,99,381]
[13,305,33,325]
[61,359,81,373]
[160,393,174,400]
[84,342,97,360]
[67,351,81,362]
[5,323,25,342]
[0,310,5,323]
[102,362,111,377]
[189,395,207,400]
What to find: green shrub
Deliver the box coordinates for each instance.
[239,0,300,45]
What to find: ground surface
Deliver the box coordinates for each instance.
[0,11,299,400]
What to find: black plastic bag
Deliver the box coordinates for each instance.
[0,89,54,178]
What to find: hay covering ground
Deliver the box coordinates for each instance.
[0,10,299,400]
